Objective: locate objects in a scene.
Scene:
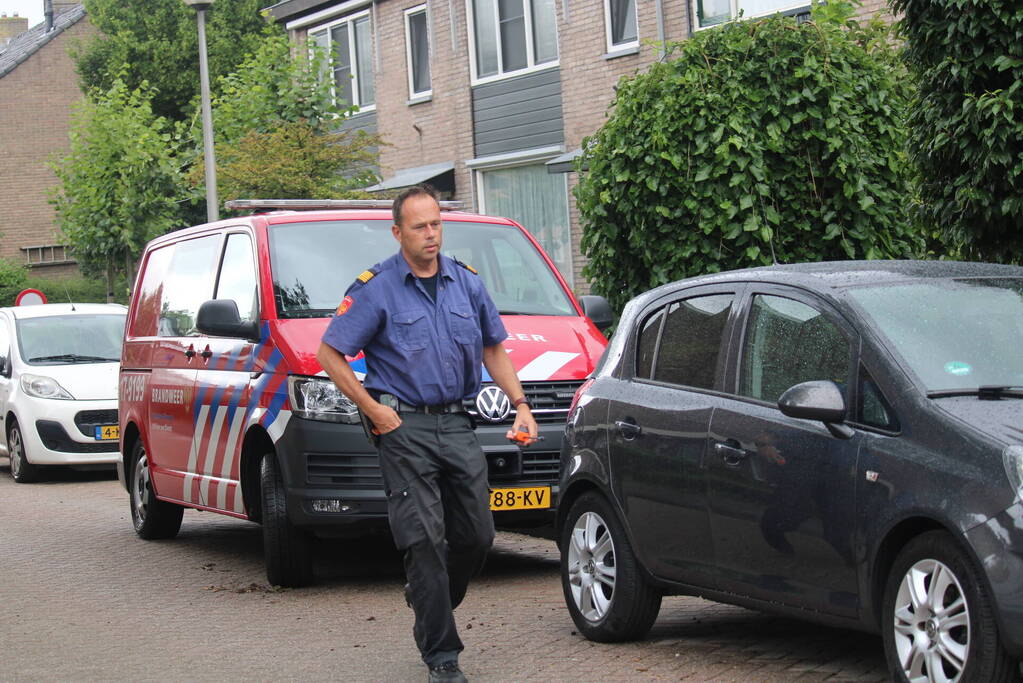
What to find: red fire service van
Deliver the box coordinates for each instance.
[117,200,611,586]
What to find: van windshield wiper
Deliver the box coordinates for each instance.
[927,386,1023,400]
[281,309,335,319]
[29,354,120,363]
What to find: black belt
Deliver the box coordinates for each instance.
[395,400,464,415]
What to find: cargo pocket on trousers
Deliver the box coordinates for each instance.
[386,484,427,550]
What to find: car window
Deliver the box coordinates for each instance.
[130,245,173,337]
[215,233,258,324]
[857,365,899,431]
[0,315,9,372]
[740,294,849,403]
[653,294,733,389]
[159,235,222,337]
[635,306,665,379]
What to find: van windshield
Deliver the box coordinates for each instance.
[17,314,126,365]
[268,219,576,318]
[848,278,1023,393]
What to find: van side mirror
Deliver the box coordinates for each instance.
[778,380,854,439]
[196,300,258,340]
[579,295,614,332]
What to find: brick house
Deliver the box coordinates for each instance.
[266,0,889,293]
[0,3,94,279]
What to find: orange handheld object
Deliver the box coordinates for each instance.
[509,426,543,446]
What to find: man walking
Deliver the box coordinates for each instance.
[316,185,538,682]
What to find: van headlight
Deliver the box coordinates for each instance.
[288,375,360,423]
[1004,445,1023,502]
[21,374,74,400]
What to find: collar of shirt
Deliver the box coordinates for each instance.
[393,252,456,299]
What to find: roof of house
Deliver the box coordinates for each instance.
[0,4,86,80]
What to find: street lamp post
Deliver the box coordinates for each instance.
[183,0,218,222]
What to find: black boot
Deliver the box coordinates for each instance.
[428,661,467,683]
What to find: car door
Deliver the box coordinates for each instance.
[191,230,259,513]
[607,286,739,585]
[146,233,223,506]
[0,312,12,450]
[706,287,862,617]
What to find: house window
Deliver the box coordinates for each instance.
[405,6,431,99]
[694,0,808,29]
[605,0,637,51]
[21,245,73,266]
[310,11,376,110]
[477,163,573,286]
[469,0,558,82]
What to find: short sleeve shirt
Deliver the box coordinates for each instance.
[321,251,507,405]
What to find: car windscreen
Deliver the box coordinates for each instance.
[16,314,126,365]
[268,219,576,318]
[848,278,1023,392]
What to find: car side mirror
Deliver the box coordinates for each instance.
[0,355,8,378]
[196,299,258,340]
[778,380,854,439]
[579,295,614,332]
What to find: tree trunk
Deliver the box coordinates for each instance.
[106,259,114,303]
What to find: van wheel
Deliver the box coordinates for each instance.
[883,530,1015,683]
[260,452,312,587]
[560,491,661,642]
[130,439,183,539]
[8,420,41,483]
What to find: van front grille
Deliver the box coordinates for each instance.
[463,380,582,424]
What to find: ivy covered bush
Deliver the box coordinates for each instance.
[576,4,923,313]
[892,0,1023,263]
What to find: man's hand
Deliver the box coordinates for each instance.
[365,402,402,434]
[506,405,539,445]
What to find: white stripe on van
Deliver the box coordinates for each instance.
[200,406,228,504]
[217,410,245,510]
[516,351,579,381]
[185,405,211,504]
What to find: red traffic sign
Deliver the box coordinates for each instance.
[15,289,47,306]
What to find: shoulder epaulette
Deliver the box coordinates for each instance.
[454,259,478,275]
[357,268,377,283]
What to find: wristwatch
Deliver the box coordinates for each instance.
[512,396,530,409]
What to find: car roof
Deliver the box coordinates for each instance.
[631,260,1023,308]
[0,303,127,320]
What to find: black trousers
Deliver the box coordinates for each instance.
[377,411,495,667]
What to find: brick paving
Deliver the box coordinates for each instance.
[0,463,891,682]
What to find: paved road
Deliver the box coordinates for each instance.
[1,461,891,682]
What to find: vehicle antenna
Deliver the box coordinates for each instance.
[64,285,76,312]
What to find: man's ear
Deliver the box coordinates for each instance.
[392,223,401,240]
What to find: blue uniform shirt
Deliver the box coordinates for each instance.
[321,251,508,406]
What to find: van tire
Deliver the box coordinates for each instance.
[260,451,313,587]
[129,439,183,539]
[8,420,41,483]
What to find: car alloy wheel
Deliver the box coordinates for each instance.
[131,450,153,526]
[128,440,182,539]
[567,510,617,622]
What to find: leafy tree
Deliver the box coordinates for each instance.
[575,3,923,313]
[50,78,186,295]
[0,259,29,307]
[73,0,278,122]
[189,34,381,201]
[892,0,1023,263]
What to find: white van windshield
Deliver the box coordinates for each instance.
[269,219,576,318]
[17,314,126,364]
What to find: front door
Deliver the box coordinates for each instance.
[707,290,861,617]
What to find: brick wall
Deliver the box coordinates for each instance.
[0,16,95,279]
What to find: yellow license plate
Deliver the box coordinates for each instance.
[489,486,551,511]
[95,425,119,441]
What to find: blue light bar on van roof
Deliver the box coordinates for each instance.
[224,199,464,212]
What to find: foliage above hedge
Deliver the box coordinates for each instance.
[576,4,923,313]
[892,0,1023,263]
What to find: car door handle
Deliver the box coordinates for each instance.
[714,440,748,466]
[614,420,642,440]
[184,346,196,359]
[200,346,213,360]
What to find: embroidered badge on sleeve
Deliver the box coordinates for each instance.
[336,295,354,316]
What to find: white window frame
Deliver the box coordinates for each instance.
[465,0,560,85]
[603,0,638,53]
[404,5,432,101]
[692,0,809,30]
[309,9,376,112]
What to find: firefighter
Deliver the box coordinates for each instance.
[316,184,538,682]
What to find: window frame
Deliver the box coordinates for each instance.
[308,9,377,111]
[604,0,638,53]
[466,0,560,85]
[404,5,432,101]
[213,230,261,326]
[691,0,809,31]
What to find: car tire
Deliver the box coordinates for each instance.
[8,419,41,484]
[129,439,183,539]
[260,451,313,588]
[560,490,662,642]
[882,530,1016,683]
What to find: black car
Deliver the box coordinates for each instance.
[558,261,1023,683]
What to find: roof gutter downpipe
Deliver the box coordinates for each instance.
[44,0,53,31]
